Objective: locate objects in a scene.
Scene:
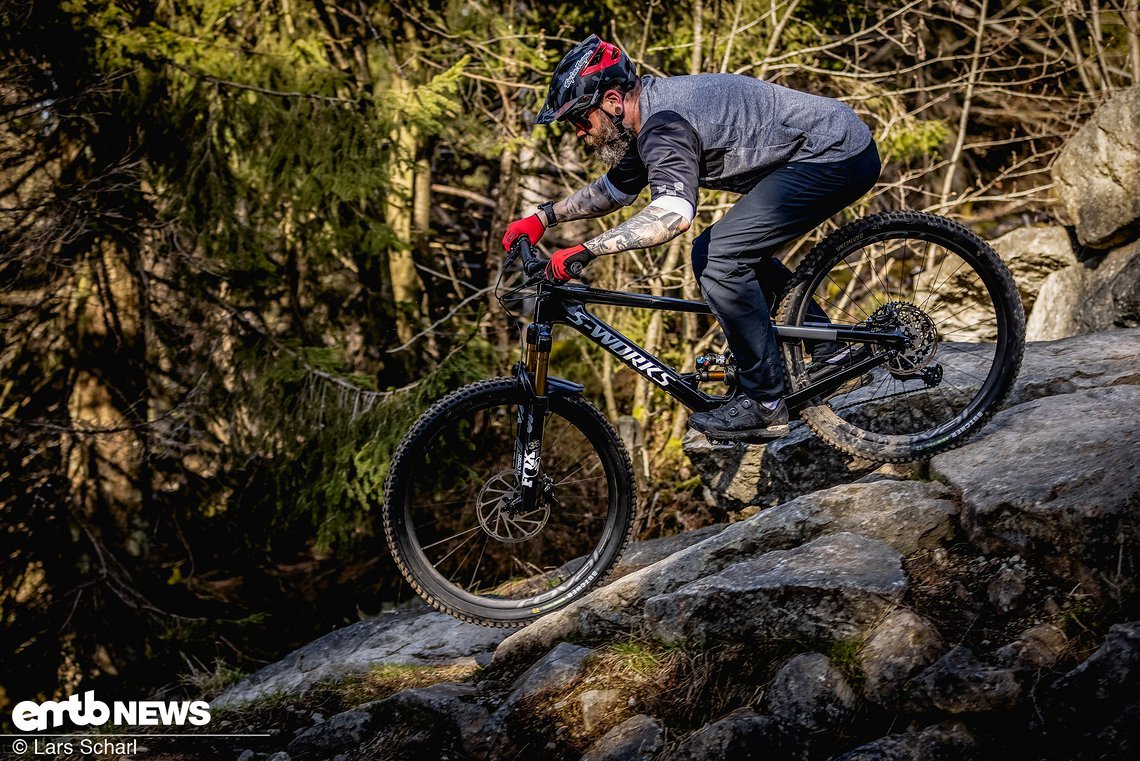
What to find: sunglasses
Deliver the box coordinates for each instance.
[566,108,595,131]
[550,91,602,131]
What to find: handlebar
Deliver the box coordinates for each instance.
[516,237,546,278]
[512,237,587,281]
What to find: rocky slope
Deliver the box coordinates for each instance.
[203,330,1140,761]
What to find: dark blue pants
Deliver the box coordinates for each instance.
[691,140,881,401]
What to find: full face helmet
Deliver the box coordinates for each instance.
[536,35,639,127]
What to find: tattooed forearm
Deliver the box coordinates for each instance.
[585,205,691,255]
[553,177,624,223]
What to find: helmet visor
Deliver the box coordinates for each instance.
[538,91,600,126]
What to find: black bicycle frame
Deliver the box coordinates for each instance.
[507,244,905,512]
[525,280,906,413]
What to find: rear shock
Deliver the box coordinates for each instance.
[694,352,737,386]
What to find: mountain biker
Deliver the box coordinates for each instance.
[501,34,881,441]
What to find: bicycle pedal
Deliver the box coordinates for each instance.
[705,436,755,449]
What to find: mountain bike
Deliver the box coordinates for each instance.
[382,210,1026,627]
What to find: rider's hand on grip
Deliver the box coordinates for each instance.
[545,244,596,283]
[502,213,546,252]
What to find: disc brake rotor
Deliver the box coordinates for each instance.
[873,301,939,375]
[475,470,551,544]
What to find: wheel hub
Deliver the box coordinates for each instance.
[475,470,551,543]
[873,301,939,376]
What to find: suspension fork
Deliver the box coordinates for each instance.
[515,323,552,513]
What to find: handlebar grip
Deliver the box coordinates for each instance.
[515,237,549,277]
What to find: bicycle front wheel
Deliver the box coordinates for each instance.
[777,211,1026,462]
[382,378,636,627]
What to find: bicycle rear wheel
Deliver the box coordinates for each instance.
[777,211,1025,462]
[382,378,636,627]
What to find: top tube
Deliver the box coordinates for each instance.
[544,283,714,315]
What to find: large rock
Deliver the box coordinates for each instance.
[494,480,954,669]
[482,642,592,756]
[919,225,1073,344]
[833,721,977,760]
[1036,622,1140,734]
[763,653,856,732]
[687,329,1140,508]
[214,608,510,705]
[989,225,1077,313]
[615,524,727,570]
[901,646,1022,714]
[930,386,1140,598]
[1053,85,1140,248]
[664,708,806,761]
[286,710,373,757]
[1026,242,1140,340]
[363,682,487,760]
[581,714,664,761]
[645,533,907,647]
[859,609,946,705]
[1013,328,1140,397]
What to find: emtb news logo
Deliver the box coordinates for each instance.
[12,691,211,731]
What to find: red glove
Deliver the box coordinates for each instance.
[545,244,597,283]
[502,213,546,251]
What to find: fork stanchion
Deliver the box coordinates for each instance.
[533,325,552,396]
[524,323,538,376]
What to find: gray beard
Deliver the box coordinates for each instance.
[592,117,633,167]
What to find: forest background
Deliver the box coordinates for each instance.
[2,0,1137,709]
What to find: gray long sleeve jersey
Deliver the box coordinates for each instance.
[604,74,873,216]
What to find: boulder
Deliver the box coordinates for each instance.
[917,225,1074,344]
[832,721,977,760]
[763,652,856,732]
[363,682,487,760]
[901,646,1022,714]
[580,714,664,761]
[482,642,592,755]
[859,609,946,705]
[989,225,1077,312]
[930,386,1140,598]
[615,524,727,570]
[645,533,907,648]
[1036,621,1140,734]
[494,481,953,669]
[214,608,510,705]
[1053,85,1140,248]
[286,710,373,757]
[1013,328,1140,398]
[1026,242,1140,340]
[686,329,1140,508]
[501,642,592,705]
[663,708,806,761]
